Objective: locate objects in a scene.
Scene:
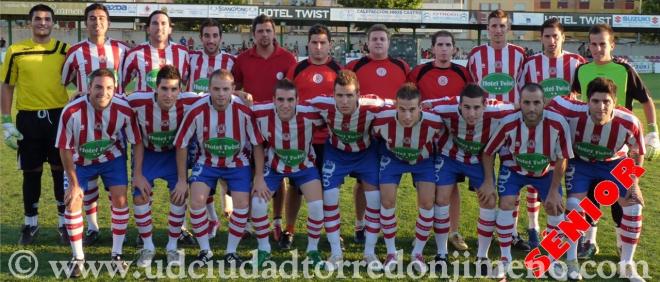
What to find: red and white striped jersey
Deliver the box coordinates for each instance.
[372,109,445,164]
[467,43,526,104]
[127,91,203,152]
[62,39,129,93]
[518,51,586,98]
[174,96,262,168]
[307,95,385,152]
[253,103,325,173]
[484,110,574,177]
[428,97,517,164]
[56,95,141,166]
[121,42,189,93]
[547,96,645,162]
[187,50,235,93]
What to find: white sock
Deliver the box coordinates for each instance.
[84,180,100,231]
[65,210,84,260]
[512,198,520,237]
[496,210,515,262]
[433,205,450,256]
[323,189,342,257]
[526,186,540,231]
[134,204,155,251]
[381,206,397,255]
[620,204,643,263]
[412,207,433,255]
[167,203,186,251]
[363,190,381,256]
[190,207,210,251]
[110,206,129,255]
[226,208,248,253]
[477,208,496,258]
[251,197,271,253]
[566,197,582,261]
[306,200,324,252]
[207,195,219,221]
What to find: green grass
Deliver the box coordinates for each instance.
[1,74,660,281]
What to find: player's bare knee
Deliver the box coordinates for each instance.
[381,198,396,209]
[498,197,516,210]
[133,193,149,205]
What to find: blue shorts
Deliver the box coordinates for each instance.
[496,166,562,201]
[434,154,488,189]
[64,156,128,192]
[566,158,630,198]
[379,150,436,185]
[264,166,320,193]
[132,149,178,196]
[189,163,252,193]
[321,142,379,190]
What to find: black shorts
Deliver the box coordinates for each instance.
[16,108,63,170]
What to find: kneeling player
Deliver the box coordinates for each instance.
[174,69,264,266]
[307,70,386,269]
[426,84,515,268]
[127,66,202,267]
[57,69,141,277]
[252,79,326,267]
[548,77,647,282]
[372,83,444,272]
[481,83,573,279]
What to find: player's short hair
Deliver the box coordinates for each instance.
[308,24,331,43]
[200,19,222,38]
[431,30,455,47]
[520,83,545,99]
[541,17,564,34]
[88,68,116,86]
[29,4,54,21]
[367,24,390,40]
[589,24,615,43]
[147,10,170,28]
[84,3,109,20]
[208,69,234,86]
[460,84,487,102]
[586,77,617,101]
[487,9,508,23]
[274,79,297,97]
[252,14,276,34]
[156,65,181,87]
[396,83,420,101]
[334,70,360,93]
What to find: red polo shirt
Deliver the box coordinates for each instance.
[408,62,472,100]
[232,44,297,103]
[345,56,410,100]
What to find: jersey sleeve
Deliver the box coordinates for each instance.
[123,109,142,145]
[55,106,75,149]
[181,50,190,86]
[555,118,574,160]
[61,48,78,86]
[483,117,513,155]
[244,109,264,146]
[174,109,197,148]
[231,57,244,90]
[628,117,646,156]
[624,64,651,105]
[570,64,584,95]
[120,50,136,92]
[0,46,17,85]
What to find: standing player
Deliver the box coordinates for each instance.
[548,78,647,281]
[232,14,297,240]
[372,83,444,272]
[409,30,472,252]
[517,17,587,248]
[426,84,516,269]
[126,66,202,267]
[279,23,341,248]
[1,4,70,245]
[61,3,130,247]
[122,10,189,93]
[346,24,410,244]
[306,70,386,269]
[188,18,237,238]
[467,9,531,250]
[481,83,573,278]
[174,69,264,266]
[251,79,326,267]
[57,69,140,277]
[571,24,659,260]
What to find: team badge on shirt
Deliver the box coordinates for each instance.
[376,67,387,77]
[313,73,324,84]
[276,72,284,80]
[437,76,448,86]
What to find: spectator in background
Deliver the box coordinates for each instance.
[187,36,194,50]
[179,36,186,46]
[0,37,6,49]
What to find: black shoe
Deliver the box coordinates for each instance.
[136,234,144,247]
[193,250,213,268]
[111,254,128,271]
[354,228,366,244]
[511,235,531,251]
[19,225,39,245]
[433,254,448,272]
[57,225,69,245]
[178,227,196,245]
[68,258,84,278]
[223,252,243,267]
[279,231,293,250]
[83,230,99,247]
